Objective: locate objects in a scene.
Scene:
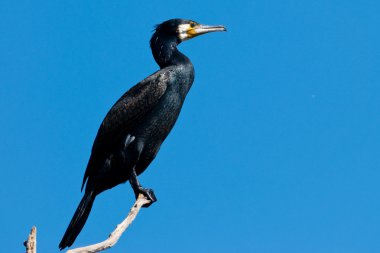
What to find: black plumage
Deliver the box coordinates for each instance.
[59,18,226,250]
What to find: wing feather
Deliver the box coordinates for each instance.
[81,68,174,190]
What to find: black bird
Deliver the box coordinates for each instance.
[59,18,226,249]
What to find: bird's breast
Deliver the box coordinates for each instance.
[133,90,183,143]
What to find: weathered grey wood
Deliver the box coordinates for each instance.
[66,194,151,253]
[24,226,37,253]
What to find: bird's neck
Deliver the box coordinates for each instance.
[150,35,190,69]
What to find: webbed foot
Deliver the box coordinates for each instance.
[135,187,157,207]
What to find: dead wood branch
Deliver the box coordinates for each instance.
[23,194,150,253]
[24,226,37,253]
[66,193,151,253]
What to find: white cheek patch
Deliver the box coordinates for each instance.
[177,24,191,41]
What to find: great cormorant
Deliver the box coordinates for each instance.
[59,18,226,249]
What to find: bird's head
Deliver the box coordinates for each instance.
[150,19,226,68]
[153,18,227,43]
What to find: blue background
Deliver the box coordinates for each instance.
[1,1,379,252]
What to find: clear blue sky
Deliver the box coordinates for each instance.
[1,1,379,252]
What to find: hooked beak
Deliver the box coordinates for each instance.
[178,22,227,41]
[192,24,227,35]
[185,24,227,40]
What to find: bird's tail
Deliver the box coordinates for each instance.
[59,191,95,250]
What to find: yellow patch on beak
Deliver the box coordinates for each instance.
[186,27,198,38]
[177,24,193,41]
[178,23,226,41]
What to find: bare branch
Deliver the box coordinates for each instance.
[66,194,151,253]
[24,226,37,253]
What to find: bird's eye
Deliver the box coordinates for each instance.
[190,23,196,28]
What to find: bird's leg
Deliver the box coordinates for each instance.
[124,138,156,207]
[129,167,157,207]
